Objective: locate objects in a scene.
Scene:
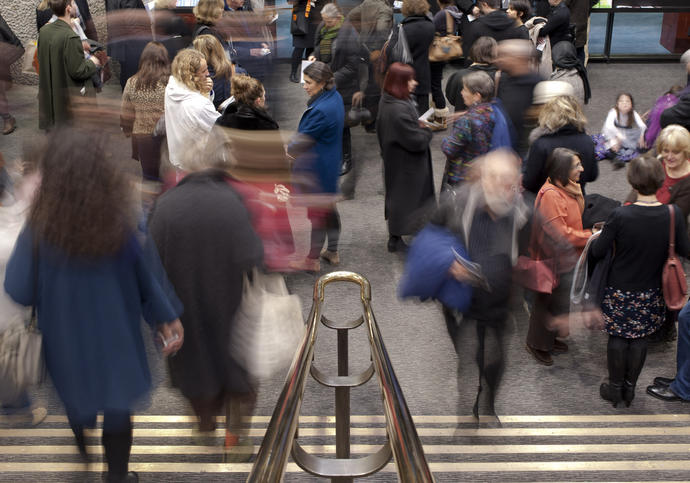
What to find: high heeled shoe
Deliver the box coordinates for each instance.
[622,380,635,407]
[600,382,623,407]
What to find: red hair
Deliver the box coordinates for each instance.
[383,62,415,100]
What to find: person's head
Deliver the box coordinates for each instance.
[469,36,497,65]
[193,0,224,24]
[153,0,177,9]
[546,147,582,185]
[438,0,454,8]
[134,41,170,90]
[627,154,665,196]
[548,0,563,6]
[496,39,537,75]
[48,0,74,17]
[320,3,344,27]
[478,0,501,14]
[402,0,429,17]
[461,71,494,106]
[193,34,233,80]
[302,61,335,97]
[231,74,265,108]
[655,125,690,171]
[28,127,137,257]
[538,95,587,132]
[532,81,575,105]
[382,62,416,100]
[614,92,635,127]
[551,40,578,69]
[507,0,531,23]
[171,48,209,93]
[479,149,521,217]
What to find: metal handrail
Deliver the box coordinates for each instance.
[247,271,434,482]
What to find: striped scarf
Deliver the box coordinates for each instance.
[319,19,343,64]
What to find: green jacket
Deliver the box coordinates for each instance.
[37,19,98,130]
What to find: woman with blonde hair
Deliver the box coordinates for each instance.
[164,48,220,172]
[522,95,597,194]
[192,0,228,49]
[193,34,234,109]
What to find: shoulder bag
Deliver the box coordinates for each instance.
[290,2,310,36]
[428,11,462,62]
[662,205,688,310]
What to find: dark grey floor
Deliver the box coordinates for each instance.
[2,61,690,481]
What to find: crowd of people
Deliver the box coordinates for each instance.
[2,0,690,481]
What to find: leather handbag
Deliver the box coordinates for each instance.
[662,205,688,310]
[428,11,462,62]
[290,3,310,36]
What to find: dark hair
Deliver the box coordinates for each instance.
[627,153,665,196]
[463,71,494,103]
[29,127,136,257]
[438,0,454,6]
[614,92,635,128]
[509,0,531,19]
[470,36,497,64]
[303,61,335,90]
[480,0,501,9]
[135,41,171,90]
[49,0,71,16]
[383,62,415,100]
[546,147,579,186]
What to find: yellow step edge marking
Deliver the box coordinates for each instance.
[2,443,690,455]
[2,460,690,473]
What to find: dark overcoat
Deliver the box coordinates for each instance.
[400,15,435,96]
[313,19,363,106]
[377,93,435,236]
[148,169,264,399]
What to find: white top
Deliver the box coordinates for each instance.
[164,76,221,171]
[601,108,646,150]
[0,201,30,333]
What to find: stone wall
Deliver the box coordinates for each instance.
[1,0,108,85]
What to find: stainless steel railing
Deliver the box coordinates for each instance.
[247,271,434,482]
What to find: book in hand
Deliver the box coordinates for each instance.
[452,248,491,292]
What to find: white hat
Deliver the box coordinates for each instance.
[681,49,690,65]
[532,81,575,104]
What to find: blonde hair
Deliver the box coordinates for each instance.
[193,35,233,80]
[193,0,224,24]
[38,0,50,10]
[231,75,264,105]
[656,125,690,161]
[154,0,177,8]
[402,0,430,17]
[171,48,207,93]
[538,95,587,132]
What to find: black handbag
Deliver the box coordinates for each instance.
[290,4,310,36]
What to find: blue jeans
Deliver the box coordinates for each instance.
[671,303,690,400]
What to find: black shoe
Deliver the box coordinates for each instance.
[526,344,553,366]
[104,471,138,482]
[646,384,684,402]
[364,122,376,133]
[387,236,408,253]
[340,156,352,176]
[653,376,675,387]
[600,382,623,407]
[289,72,300,83]
[622,380,635,407]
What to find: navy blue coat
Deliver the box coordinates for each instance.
[290,88,345,194]
[4,228,181,420]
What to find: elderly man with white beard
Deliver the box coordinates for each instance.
[430,149,528,423]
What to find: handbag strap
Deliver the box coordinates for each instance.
[668,204,676,258]
[529,187,557,262]
[445,10,453,36]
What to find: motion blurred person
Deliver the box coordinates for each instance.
[120,41,170,181]
[377,63,435,253]
[592,155,689,407]
[105,0,149,90]
[445,36,498,111]
[289,0,326,83]
[525,148,591,366]
[432,150,528,419]
[151,0,192,60]
[164,49,220,173]
[288,61,344,272]
[0,13,21,135]
[648,300,690,402]
[37,0,100,130]
[193,34,234,109]
[4,127,183,482]
[400,0,435,115]
[148,145,263,458]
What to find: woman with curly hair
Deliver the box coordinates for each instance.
[193,34,234,109]
[164,48,220,172]
[4,127,184,483]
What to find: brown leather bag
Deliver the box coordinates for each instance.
[662,205,688,310]
[428,11,462,62]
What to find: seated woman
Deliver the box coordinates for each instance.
[592,154,689,407]
[193,35,234,109]
[525,148,592,366]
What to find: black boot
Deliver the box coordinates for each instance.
[289,70,300,83]
[622,380,635,407]
[600,382,623,407]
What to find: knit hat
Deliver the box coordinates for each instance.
[532,81,575,105]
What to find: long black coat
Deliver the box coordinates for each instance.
[377,93,435,235]
[292,0,327,49]
[313,19,363,106]
[149,169,264,399]
[401,15,435,95]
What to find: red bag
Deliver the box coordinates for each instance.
[662,205,687,310]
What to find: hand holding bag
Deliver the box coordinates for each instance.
[428,11,463,62]
[662,205,688,310]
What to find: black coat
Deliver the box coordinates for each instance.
[522,124,598,194]
[292,0,327,49]
[314,19,363,105]
[0,13,22,81]
[496,71,542,149]
[401,15,435,95]
[660,92,690,132]
[462,10,529,64]
[377,93,435,235]
[445,64,497,109]
[217,102,279,130]
[152,9,191,60]
[149,169,264,398]
[540,2,571,46]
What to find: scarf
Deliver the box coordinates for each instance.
[319,19,343,64]
[551,41,591,104]
[551,177,585,213]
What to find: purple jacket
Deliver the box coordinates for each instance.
[645,93,679,148]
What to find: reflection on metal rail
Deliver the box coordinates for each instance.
[247,271,434,482]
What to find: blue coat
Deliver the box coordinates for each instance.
[4,228,181,420]
[290,87,344,194]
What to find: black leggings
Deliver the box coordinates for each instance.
[308,206,341,258]
[606,334,648,387]
[68,409,132,477]
[291,47,314,74]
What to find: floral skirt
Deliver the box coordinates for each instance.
[602,286,665,338]
[592,134,643,162]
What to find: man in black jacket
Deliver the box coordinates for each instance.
[462,0,529,65]
[539,0,571,47]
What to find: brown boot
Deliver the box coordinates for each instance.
[3,116,16,135]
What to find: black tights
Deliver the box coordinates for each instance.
[291,47,314,74]
[607,335,648,387]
